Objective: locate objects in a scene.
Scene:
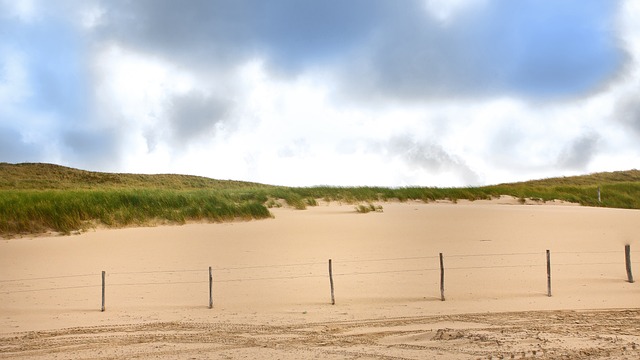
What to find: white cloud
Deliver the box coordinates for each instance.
[92,44,197,154]
[95,44,195,119]
[619,0,640,61]
[0,48,30,106]
[422,0,488,23]
[1,0,38,22]
[90,47,640,186]
[79,3,105,29]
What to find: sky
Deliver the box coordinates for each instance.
[1,0,639,187]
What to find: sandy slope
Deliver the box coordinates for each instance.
[1,199,639,359]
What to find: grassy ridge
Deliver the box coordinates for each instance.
[0,189,271,236]
[1,163,639,237]
[0,163,269,190]
[274,180,640,209]
[0,163,276,236]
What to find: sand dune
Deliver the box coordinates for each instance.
[1,200,639,359]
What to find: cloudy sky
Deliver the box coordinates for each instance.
[1,0,639,186]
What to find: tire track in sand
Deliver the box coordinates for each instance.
[1,309,639,359]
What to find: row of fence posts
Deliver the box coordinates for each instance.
[100,245,635,312]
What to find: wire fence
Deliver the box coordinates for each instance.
[0,247,637,309]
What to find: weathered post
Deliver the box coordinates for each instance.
[329,259,335,305]
[209,266,213,309]
[625,245,634,283]
[546,250,552,297]
[101,271,106,312]
[598,186,601,203]
[439,253,445,301]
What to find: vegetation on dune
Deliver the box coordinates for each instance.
[0,189,271,236]
[355,203,384,213]
[281,169,640,209]
[1,163,639,237]
[0,162,269,190]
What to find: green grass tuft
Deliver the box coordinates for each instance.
[355,203,384,213]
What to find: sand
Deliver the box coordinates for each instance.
[1,199,639,359]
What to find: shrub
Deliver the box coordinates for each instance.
[355,203,383,213]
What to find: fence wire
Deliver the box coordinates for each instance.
[0,249,635,296]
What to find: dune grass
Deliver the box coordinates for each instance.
[0,189,271,236]
[1,163,639,237]
[277,183,640,209]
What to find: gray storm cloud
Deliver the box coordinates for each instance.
[95,0,625,101]
[615,94,640,139]
[165,91,230,147]
[341,0,625,102]
[0,126,42,163]
[96,0,383,74]
[557,133,601,170]
[62,127,122,170]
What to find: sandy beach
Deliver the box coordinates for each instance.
[1,199,639,359]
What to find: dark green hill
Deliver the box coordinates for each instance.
[0,162,269,190]
[498,169,640,187]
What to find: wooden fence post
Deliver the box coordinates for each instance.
[625,245,634,283]
[329,259,335,305]
[546,250,552,297]
[209,266,213,309]
[439,253,445,301]
[101,271,106,312]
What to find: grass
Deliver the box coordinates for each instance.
[355,203,384,213]
[0,189,271,236]
[1,163,639,237]
[0,162,268,190]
